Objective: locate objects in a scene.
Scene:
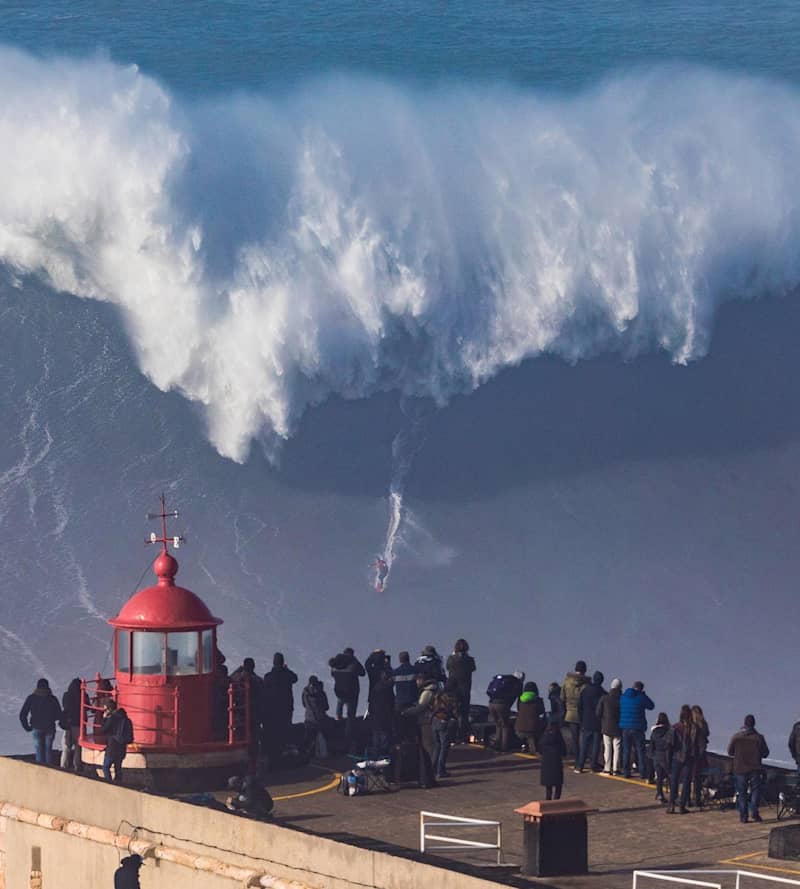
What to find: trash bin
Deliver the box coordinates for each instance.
[514,800,595,877]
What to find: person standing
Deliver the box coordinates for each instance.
[60,677,85,772]
[788,716,800,774]
[415,646,446,683]
[19,678,62,765]
[487,671,524,752]
[561,661,589,758]
[691,705,710,808]
[393,651,419,714]
[649,712,671,803]
[368,667,396,756]
[548,682,563,727]
[727,714,770,824]
[101,701,134,783]
[446,639,476,743]
[576,671,606,773]
[539,720,567,800]
[404,674,439,788]
[597,678,623,775]
[619,680,654,778]
[516,682,546,754]
[301,675,330,758]
[114,854,143,889]
[667,705,696,814]
[230,657,265,755]
[262,653,298,763]
[329,647,365,749]
[431,678,459,778]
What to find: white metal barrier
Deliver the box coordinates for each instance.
[419,810,502,865]
[633,870,800,889]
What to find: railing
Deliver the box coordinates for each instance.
[633,871,800,889]
[79,674,251,751]
[419,810,503,865]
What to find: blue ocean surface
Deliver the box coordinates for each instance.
[2,1,800,92]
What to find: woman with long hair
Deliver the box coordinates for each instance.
[668,704,696,814]
[691,705,710,807]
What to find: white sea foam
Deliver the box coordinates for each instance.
[2,48,800,461]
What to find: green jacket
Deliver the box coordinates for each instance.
[561,672,589,725]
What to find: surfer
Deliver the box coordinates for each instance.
[375,557,389,591]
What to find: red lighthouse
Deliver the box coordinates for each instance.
[79,497,250,789]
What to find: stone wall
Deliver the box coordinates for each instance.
[0,757,504,889]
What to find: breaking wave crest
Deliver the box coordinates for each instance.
[2,47,800,461]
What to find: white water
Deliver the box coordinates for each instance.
[2,48,800,462]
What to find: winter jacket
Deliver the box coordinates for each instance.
[487,674,523,709]
[539,729,567,787]
[596,688,622,738]
[19,687,62,734]
[262,666,298,716]
[301,683,329,725]
[618,688,654,731]
[515,692,546,735]
[414,653,445,683]
[60,680,86,730]
[230,667,265,720]
[548,689,563,726]
[694,719,710,767]
[727,727,769,775]
[668,721,697,765]
[101,709,133,754]
[446,652,476,692]
[789,721,800,762]
[561,672,589,724]
[649,724,671,768]
[578,673,606,731]
[404,681,438,726]
[393,662,419,708]
[365,651,390,689]
[328,653,365,701]
[368,674,396,731]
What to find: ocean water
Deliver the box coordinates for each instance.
[1,3,800,758]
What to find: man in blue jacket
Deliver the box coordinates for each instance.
[619,680,654,779]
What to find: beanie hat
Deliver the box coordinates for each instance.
[36,678,49,690]
[592,671,604,685]
[611,678,622,690]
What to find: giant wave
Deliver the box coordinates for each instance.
[2,47,800,461]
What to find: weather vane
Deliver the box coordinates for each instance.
[145,493,186,552]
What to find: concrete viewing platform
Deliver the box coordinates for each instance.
[258,744,800,888]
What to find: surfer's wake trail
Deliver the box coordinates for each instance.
[2,47,800,462]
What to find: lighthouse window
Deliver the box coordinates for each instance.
[166,632,199,676]
[201,629,214,673]
[132,631,164,675]
[116,631,131,674]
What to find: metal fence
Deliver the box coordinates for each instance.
[419,810,503,865]
[633,870,800,889]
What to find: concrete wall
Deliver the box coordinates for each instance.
[0,757,504,889]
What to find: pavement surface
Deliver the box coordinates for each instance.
[253,744,800,889]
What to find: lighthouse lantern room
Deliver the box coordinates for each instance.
[78,496,250,788]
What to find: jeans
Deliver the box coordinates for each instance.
[577,729,601,771]
[603,735,622,773]
[622,729,646,777]
[102,746,125,783]
[654,763,668,799]
[735,772,762,820]
[432,719,451,776]
[489,701,512,751]
[670,759,692,809]
[32,729,54,765]
[456,689,471,742]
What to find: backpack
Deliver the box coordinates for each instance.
[486,675,509,700]
[114,715,134,747]
[432,691,455,723]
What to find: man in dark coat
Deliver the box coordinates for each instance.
[230,657,265,755]
[60,677,86,772]
[727,714,770,823]
[329,648,365,749]
[101,701,133,783]
[365,649,391,695]
[487,671,524,752]
[575,671,606,772]
[262,653,298,763]
[302,675,330,757]
[597,678,623,775]
[415,645,446,683]
[403,675,438,788]
[368,667,395,755]
[446,639,476,742]
[19,678,62,765]
[393,651,418,713]
[114,854,143,889]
